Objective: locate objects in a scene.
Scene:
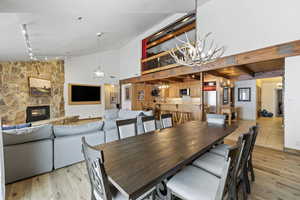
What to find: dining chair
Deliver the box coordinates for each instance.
[116,118,137,139]
[166,146,241,200]
[81,137,155,200]
[192,133,250,199]
[160,113,173,129]
[210,124,259,194]
[206,114,226,126]
[247,124,259,183]
[81,137,113,200]
[141,116,157,133]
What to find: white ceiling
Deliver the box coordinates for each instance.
[0,0,209,61]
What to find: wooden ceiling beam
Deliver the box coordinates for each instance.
[121,40,300,84]
[206,70,231,79]
[235,65,255,77]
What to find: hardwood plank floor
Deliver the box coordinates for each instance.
[6,140,300,200]
[226,117,284,151]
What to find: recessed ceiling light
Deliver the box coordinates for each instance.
[77,16,83,21]
[97,32,103,37]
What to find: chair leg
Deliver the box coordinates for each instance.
[241,180,248,200]
[243,166,251,194]
[249,156,255,182]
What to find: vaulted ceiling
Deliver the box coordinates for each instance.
[0,0,210,61]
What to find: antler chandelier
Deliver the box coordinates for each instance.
[169,0,225,68]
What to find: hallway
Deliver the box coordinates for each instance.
[227,117,284,151]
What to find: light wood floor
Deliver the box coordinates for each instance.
[227,117,284,151]
[6,141,300,200]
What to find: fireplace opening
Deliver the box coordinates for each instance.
[26,106,50,123]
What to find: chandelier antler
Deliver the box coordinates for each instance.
[169,0,225,68]
[169,32,225,68]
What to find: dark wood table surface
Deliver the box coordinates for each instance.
[94,121,238,200]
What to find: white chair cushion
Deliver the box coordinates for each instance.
[167,166,220,200]
[210,144,230,157]
[207,114,226,125]
[118,124,136,139]
[94,186,154,200]
[161,118,172,128]
[193,152,226,177]
[143,120,156,133]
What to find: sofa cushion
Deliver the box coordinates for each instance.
[4,139,53,183]
[104,129,119,143]
[2,124,53,146]
[118,110,142,119]
[53,121,104,137]
[104,109,119,120]
[54,131,105,169]
[103,119,117,131]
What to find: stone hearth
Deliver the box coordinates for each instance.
[0,60,65,125]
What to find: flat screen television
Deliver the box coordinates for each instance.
[68,84,101,105]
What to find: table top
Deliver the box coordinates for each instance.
[94,121,238,199]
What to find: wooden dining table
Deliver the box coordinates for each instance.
[94,121,238,200]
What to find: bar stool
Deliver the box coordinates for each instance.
[178,112,192,124]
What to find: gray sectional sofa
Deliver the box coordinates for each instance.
[2,109,156,183]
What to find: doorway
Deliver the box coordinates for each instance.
[256,76,284,150]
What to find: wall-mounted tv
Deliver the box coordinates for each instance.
[68,84,101,105]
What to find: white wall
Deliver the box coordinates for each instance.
[196,0,300,150]
[234,80,257,120]
[119,13,186,79]
[64,50,120,119]
[197,0,300,56]
[261,81,281,115]
[121,83,132,110]
[285,56,300,150]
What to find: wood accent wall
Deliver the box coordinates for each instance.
[131,83,155,110]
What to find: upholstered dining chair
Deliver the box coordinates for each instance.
[81,137,155,200]
[192,133,250,199]
[210,124,259,193]
[166,146,241,200]
[116,118,137,140]
[206,114,226,125]
[160,114,173,129]
[141,116,157,133]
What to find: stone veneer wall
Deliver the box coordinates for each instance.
[0,60,65,125]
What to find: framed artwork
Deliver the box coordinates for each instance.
[238,87,251,102]
[29,77,51,96]
[125,86,131,100]
[137,90,145,101]
[223,87,229,104]
[110,92,117,104]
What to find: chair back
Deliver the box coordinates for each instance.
[217,135,246,200]
[249,124,260,157]
[206,114,226,126]
[161,114,173,128]
[141,116,157,133]
[116,118,137,139]
[81,137,112,200]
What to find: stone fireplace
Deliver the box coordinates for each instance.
[0,60,65,125]
[26,105,50,123]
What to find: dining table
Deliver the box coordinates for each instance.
[94,121,238,200]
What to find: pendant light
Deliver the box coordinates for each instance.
[93,32,105,78]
